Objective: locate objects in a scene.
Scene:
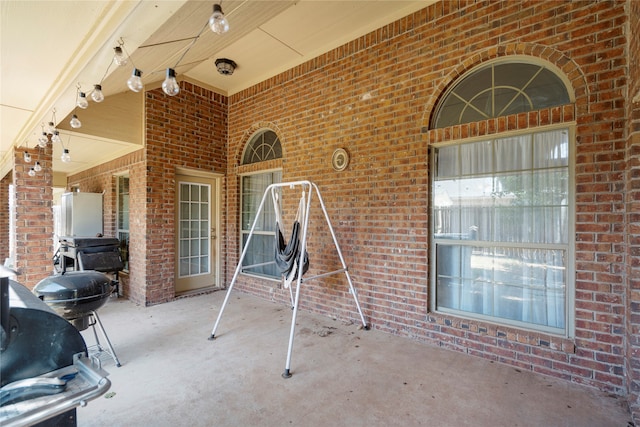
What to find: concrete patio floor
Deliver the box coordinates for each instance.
[76,290,632,427]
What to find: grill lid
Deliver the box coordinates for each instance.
[32,272,114,322]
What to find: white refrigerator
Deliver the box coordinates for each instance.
[60,192,103,237]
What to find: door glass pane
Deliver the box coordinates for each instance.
[178,181,211,278]
[180,184,189,201]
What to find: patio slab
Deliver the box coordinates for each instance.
[77,290,632,426]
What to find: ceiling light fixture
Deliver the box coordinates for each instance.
[215,58,237,75]
[209,4,229,34]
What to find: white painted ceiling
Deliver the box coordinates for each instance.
[0,0,432,179]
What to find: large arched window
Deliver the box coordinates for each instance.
[240,129,282,278]
[430,60,574,335]
[432,61,570,128]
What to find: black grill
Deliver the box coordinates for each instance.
[57,237,124,274]
[0,277,111,426]
[33,271,115,331]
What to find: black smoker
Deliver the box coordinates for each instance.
[57,237,124,294]
[0,276,110,426]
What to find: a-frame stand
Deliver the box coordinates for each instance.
[208,180,368,378]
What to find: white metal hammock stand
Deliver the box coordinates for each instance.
[208,180,369,378]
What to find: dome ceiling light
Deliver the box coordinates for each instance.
[215,58,237,76]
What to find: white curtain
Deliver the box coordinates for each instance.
[241,171,282,277]
[434,129,569,329]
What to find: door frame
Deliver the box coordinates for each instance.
[174,167,223,293]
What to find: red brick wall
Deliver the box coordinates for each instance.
[12,145,53,288]
[68,82,228,306]
[143,81,227,304]
[0,173,10,264]
[225,0,629,395]
[626,0,640,421]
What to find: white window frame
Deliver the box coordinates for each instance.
[116,173,130,272]
[430,125,575,337]
[239,168,282,280]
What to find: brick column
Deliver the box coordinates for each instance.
[626,0,640,422]
[13,144,53,288]
[0,173,10,264]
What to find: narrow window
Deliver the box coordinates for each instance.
[117,175,130,271]
[240,130,282,279]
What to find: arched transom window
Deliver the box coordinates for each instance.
[432,61,570,129]
[242,129,282,165]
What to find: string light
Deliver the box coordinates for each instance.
[162,68,180,96]
[61,148,71,163]
[127,68,143,92]
[77,92,89,109]
[209,4,229,34]
[113,45,128,66]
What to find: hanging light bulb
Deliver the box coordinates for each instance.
[46,121,56,135]
[61,148,71,163]
[209,4,229,34]
[113,46,128,66]
[77,92,89,109]
[34,161,42,172]
[91,84,104,102]
[70,114,82,129]
[162,68,180,96]
[52,131,62,144]
[28,167,36,177]
[127,68,144,92]
[38,132,48,148]
[23,151,32,163]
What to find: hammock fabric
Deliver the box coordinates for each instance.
[275,220,309,278]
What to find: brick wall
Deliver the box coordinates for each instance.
[68,82,228,306]
[142,81,227,304]
[626,0,640,421]
[0,173,10,264]
[12,145,53,287]
[225,0,630,396]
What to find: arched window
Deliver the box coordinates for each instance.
[240,129,282,278]
[242,130,282,165]
[432,61,570,129]
[430,60,574,335]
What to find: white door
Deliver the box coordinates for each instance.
[175,174,218,293]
